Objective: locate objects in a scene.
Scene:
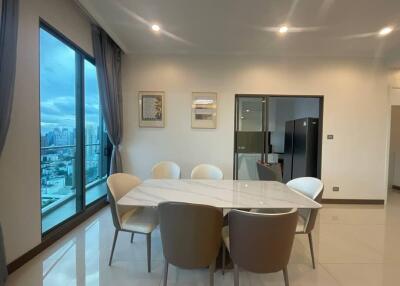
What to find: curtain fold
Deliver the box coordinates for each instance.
[0,0,19,157]
[91,25,123,174]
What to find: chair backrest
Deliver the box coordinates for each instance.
[256,161,282,182]
[287,177,323,233]
[229,209,298,274]
[190,164,223,180]
[107,173,141,229]
[158,202,223,269]
[151,161,181,179]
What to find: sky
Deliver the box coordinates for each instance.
[40,28,100,136]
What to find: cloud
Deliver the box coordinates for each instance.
[39,29,102,134]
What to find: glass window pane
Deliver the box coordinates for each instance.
[235,97,265,180]
[238,97,264,131]
[84,60,107,205]
[40,28,79,232]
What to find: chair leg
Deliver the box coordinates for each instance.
[147,233,151,273]
[234,264,239,286]
[108,229,119,266]
[308,232,316,269]
[163,260,169,286]
[130,232,134,243]
[222,243,226,275]
[283,266,289,286]
[209,260,216,286]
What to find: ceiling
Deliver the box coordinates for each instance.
[78,0,400,58]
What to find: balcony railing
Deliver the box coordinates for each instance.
[40,144,106,214]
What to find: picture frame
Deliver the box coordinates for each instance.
[191,92,217,129]
[138,91,165,128]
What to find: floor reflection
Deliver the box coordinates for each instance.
[84,221,99,286]
[43,240,76,285]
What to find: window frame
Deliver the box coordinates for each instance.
[39,19,108,237]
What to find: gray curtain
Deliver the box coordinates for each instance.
[0,0,19,157]
[91,25,123,174]
[0,224,7,286]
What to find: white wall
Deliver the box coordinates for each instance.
[122,55,390,201]
[0,0,93,263]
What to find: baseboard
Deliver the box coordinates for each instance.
[392,185,400,190]
[7,200,108,274]
[322,199,384,205]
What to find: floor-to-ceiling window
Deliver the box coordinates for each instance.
[40,22,109,233]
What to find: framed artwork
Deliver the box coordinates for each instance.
[138,91,165,128]
[191,92,217,129]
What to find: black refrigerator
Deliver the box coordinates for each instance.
[283,117,319,183]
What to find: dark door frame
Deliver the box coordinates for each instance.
[233,94,324,180]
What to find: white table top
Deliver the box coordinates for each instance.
[118,179,321,209]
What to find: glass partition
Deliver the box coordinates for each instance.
[234,96,267,180]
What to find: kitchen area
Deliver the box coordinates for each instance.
[234,95,322,182]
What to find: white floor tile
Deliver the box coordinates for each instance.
[7,191,400,286]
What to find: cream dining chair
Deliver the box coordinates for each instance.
[191,164,223,180]
[107,173,159,272]
[151,161,181,179]
[287,177,323,269]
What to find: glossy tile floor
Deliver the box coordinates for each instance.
[7,190,400,286]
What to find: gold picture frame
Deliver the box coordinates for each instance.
[138,91,165,128]
[191,92,217,129]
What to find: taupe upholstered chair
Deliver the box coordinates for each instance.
[107,173,159,272]
[222,209,298,286]
[257,161,283,182]
[287,177,323,269]
[158,202,223,286]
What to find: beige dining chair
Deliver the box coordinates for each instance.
[287,177,323,269]
[151,161,181,179]
[222,209,298,286]
[191,164,224,180]
[158,202,223,286]
[107,173,159,272]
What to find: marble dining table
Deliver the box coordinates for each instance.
[118,179,321,209]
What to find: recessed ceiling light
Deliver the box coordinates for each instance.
[151,24,160,32]
[378,26,393,36]
[279,25,289,34]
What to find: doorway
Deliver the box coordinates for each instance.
[388,106,400,197]
[233,95,323,181]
